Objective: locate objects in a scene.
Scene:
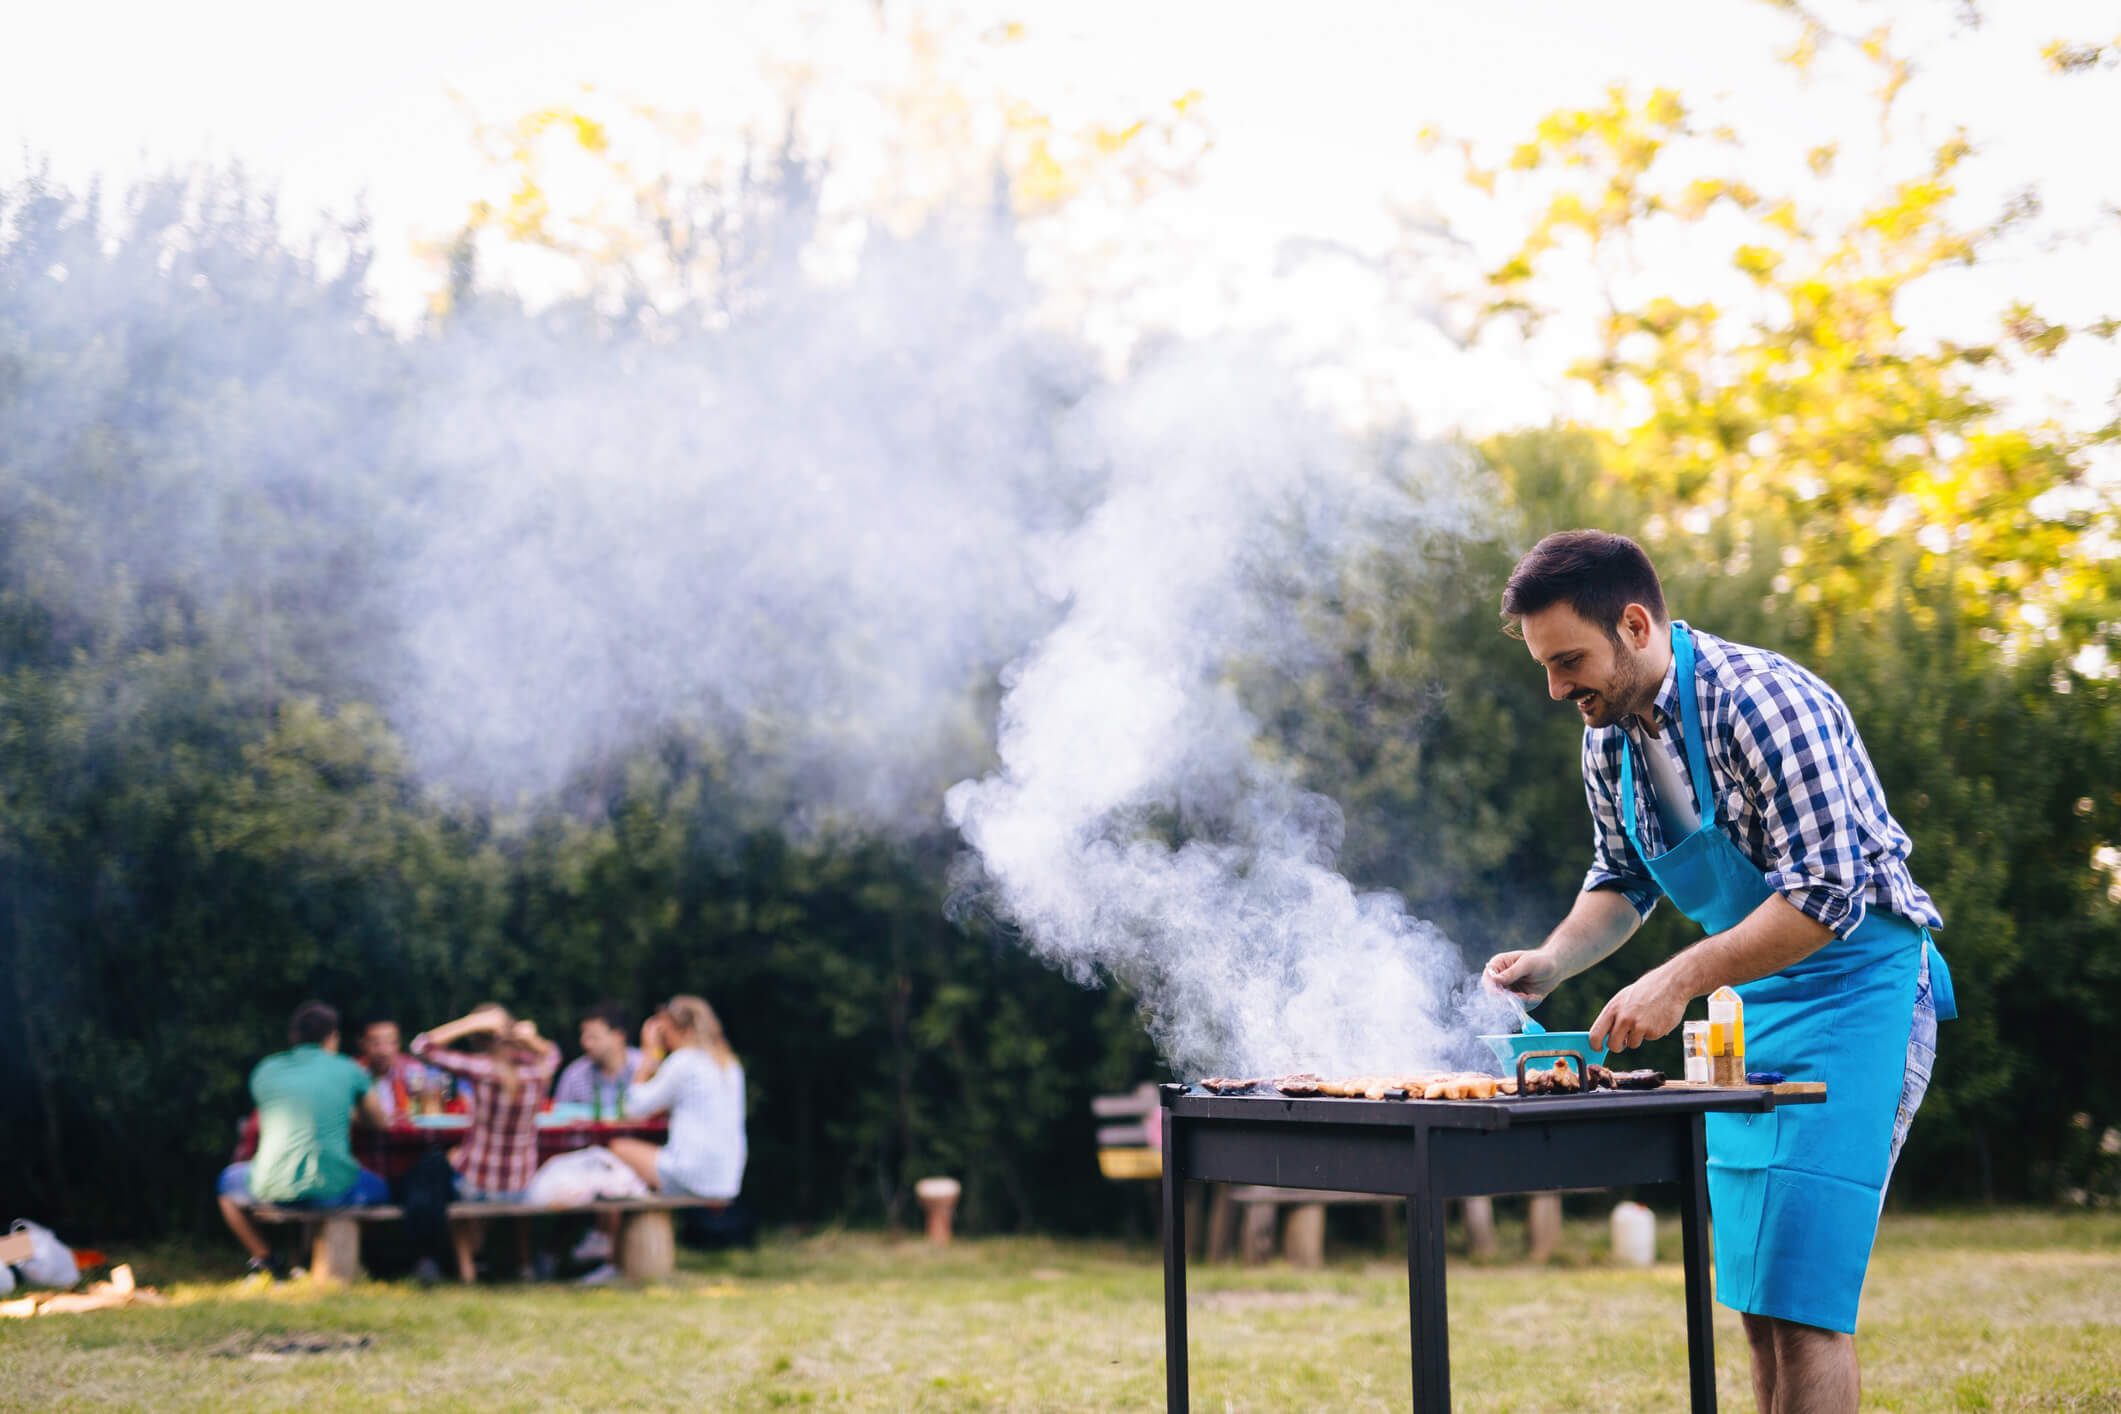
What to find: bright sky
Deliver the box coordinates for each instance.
[5,0,2116,439]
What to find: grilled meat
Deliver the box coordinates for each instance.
[1420,1073,1499,1100]
[1199,1077,1262,1094]
[1521,1062,1584,1095]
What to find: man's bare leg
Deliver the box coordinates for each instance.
[218,1195,271,1262]
[1763,1315,1857,1414]
[1739,1313,1778,1414]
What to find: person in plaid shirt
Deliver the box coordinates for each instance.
[408,1004,560,1283]
[1484,530,1956,1414]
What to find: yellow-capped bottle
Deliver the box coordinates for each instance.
[1708,987,1746,1085]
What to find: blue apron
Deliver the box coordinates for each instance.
[1618,622,1955,1334]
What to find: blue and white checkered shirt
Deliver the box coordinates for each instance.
[1582,623,1941,938]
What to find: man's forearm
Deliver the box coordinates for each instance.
[1540,888,1645,981]
[1660,890,1833,998]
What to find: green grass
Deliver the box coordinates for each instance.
[2,1210,2117,1412]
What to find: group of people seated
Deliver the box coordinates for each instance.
[216,994,746,1285]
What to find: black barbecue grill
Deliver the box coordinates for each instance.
[1156,1074,1826,1413]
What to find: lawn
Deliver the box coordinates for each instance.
[2,1208,2117,1412]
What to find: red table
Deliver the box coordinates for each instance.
[355,1115,668,1182]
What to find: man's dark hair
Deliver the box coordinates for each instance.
[289,1001,340,1047]
[1501,529,1667,638]
[582,1001,629,1035]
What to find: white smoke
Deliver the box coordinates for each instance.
[4,156,1524,1078]
[385,208,1097,821]
[947,344,1517,1079]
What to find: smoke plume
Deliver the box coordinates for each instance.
[387,193,1096,822]
[947,345,1515,1079]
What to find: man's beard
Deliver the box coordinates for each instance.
[1573,637,1653,729]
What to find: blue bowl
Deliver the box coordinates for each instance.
[1480,1030,1608,1075]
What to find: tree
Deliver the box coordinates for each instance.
[1451,82,2118,656]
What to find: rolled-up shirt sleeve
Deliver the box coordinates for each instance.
[1726,673,1873,938]
[1581,731,1661,919]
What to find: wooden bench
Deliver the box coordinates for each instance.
[1227,1186,1400,1267]
[245,1195,722,1286]
[1225,1189,1568,1267]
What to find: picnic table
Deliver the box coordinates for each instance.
[234,1105,697,1284]
[352,1107,667,1181]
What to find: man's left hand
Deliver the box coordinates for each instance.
[1589,966,1691,1054]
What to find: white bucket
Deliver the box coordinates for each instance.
[1610,1201,1656,1267]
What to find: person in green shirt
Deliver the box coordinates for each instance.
[216,1001,389,1279]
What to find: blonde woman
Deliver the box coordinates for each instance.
[606,994,746,1197]
[578,996,745,1284]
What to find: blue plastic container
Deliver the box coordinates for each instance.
[1480,1030,1608,1075]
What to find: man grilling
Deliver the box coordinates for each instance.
[1484,530,1954,1414]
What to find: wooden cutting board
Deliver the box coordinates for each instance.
[1658,1080,1827,1097]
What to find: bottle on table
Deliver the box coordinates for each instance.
[1707,987,1747,1086]
[1682,1020,1711,1084]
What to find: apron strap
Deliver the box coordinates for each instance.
[1670,621,1719,826]
[1619,621,1715,858]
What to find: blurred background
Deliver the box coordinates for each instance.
[3,0,2118,1241]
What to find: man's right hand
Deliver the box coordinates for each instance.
[1484,948,1563,1003]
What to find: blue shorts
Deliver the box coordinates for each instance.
[218,1162,389,1208]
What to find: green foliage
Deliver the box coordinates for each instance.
[1459,85,2119,656]
[6,74,2118,1248]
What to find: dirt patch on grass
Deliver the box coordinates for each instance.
[208,1331,376,1361]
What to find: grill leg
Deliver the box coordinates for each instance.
[1407,1193,1450,1413]
[1680,1113,1718,1414]
[1162,1105,1188,1413]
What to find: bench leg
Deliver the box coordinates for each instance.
[1528,1193,1563,1264]
[1204,1184,1238,1264]
[1462,1195,1498,1261]
[311,1217,361,1287]
[617,1210,676,1279]
[1240,1202,1278,1266]
[1283,1203,1326,1268]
